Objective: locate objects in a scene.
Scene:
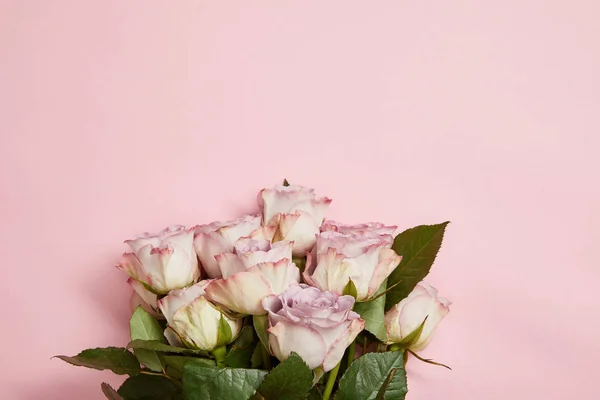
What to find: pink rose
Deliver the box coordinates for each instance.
[158,280,242,351]
[205,257,300,315]
[258,185,331,255]
[384,282,451,351]
[117,225,199,294]
[303,231,401,301]
[193,215,261,278]
[262,284,365,372]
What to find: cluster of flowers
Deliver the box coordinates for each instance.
[117,184,450,372]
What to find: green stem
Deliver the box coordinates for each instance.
[212,345,227,367]
[346,340,356,365]
[322,362,341,400]
[260,343,272,370]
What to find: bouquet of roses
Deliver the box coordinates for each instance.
[56,182,451,400]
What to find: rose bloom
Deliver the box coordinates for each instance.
[194,215,261,278]
[158,280,242,351]
[262,284,365,372]
[303,231,401,301]
[258,185,331,255]
[117,225,199,294]
[384,282,451,351]
[204,248,300,315]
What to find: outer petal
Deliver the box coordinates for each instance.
[268,320,327,370]
[164,327,185,347]
[322,318,365,372]
[251,259,301,295]
[204,271,273,315]
[277,211,320,255]
[384,303,403,343]
[308,248,356,296]
[158,280,210,326]
[116,253,146,283]
[194,232,228,278]
[214,253,246,278]
[172,296,242,351]
[128,277,158,311]
[410,298,450,351]
[237,241,293,269]
[258,185,316,224]
[250,226,277,241]
[366,248,402,298]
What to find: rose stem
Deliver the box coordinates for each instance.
[260,343,272,369]
[322,362,341,400]
[346,340,356,366]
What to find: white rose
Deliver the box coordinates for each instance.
[117,225,199,294]
[384,282,451,351]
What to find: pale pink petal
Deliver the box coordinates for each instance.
[158,280,210,325]
[367,248,402,298]
[250,226,277,241]
[250,259,301,295]
[215,253,246,278]
[322,318,365,372]
[116,253,146,283]
[194,232,228,279]
[268,321,327,370]
[277,211,320,255]
[204,271,272,315]
[128,278,158,310]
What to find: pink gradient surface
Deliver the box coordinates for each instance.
[1,1,599,399]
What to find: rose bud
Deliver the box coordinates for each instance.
[384,282,451,351]
[158,280,242,351]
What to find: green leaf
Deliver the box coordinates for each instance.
[130,307,165,372]
[251,343,263,369]
[161,356,215,379]
[374,368,400,400]
[234,325,256,349]
[253,315,270,352]
[54,347,140,375]
[225,346,256,368]
[282,179,290,186]
[101,383,124,400]
[343,279,358,299]
[255,353,312,400]
[182,363,267,400]
[118,374,182,400]
[354,281,387,341]
[127,340,209,357]
[385,222,449,310]
[336,352,407,400]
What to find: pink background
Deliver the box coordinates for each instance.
[1,1,599,399]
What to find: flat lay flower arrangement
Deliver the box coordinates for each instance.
[56,181,451,400]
